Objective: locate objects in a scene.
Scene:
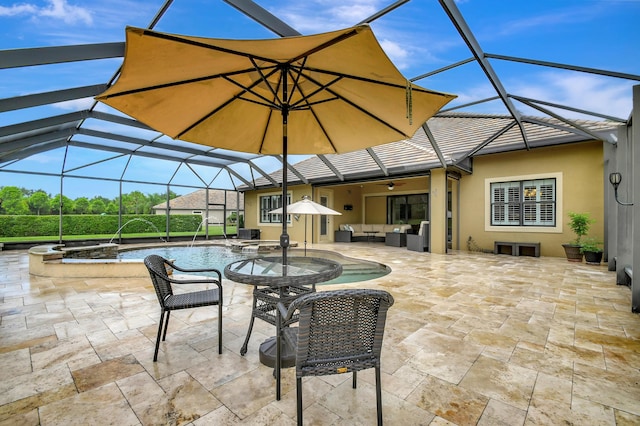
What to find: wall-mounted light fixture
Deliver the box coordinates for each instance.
[609,172,634,206]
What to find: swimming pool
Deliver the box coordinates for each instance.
[118,245,390,284]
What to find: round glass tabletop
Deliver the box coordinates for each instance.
[224,256,343,287]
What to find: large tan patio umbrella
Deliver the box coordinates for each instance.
[96,24,456,264]
[270,196,341,256]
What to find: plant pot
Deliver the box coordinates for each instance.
[562,244,583,262]
[584,251,603,265]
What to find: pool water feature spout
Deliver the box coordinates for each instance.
[109,218,166,244]
[190,216,227,248]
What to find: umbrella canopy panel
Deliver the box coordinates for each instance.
[96,25,456,155]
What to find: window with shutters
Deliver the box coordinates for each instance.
[490,179,556,227]
[259,193,292,224]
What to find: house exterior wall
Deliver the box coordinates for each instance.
[153,208,226,223]
[242,140,605,257]
[459,140,604,257]
[333,186,363,225]
[364,196,386,223]
[244,186,314,244]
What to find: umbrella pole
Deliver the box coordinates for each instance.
[304,215,307,256]
[280,68,290,267]
[276,72,290,402]
[281,125,289,266]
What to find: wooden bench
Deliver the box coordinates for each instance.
[494,241,540,257]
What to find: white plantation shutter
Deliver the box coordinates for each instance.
[259,194,291,223]
[491,182,520,225]
[491,179,555,226]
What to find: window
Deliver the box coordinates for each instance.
[491,179,556,226]
[387,194,428,224]
[259,193,291,224]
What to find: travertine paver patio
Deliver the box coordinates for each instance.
[1,242,639,425]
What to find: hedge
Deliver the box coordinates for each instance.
[0,214,204,238]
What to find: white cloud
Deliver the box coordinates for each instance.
[512,72,632,120]
[0,0,92,25]
[379,39,410,70]
[0,4,38,16]
[52,97,95,111]
[443,71,633,120]
[273,0,380,32]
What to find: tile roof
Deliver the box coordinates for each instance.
[247,112,621,189]
[153,189,244,210]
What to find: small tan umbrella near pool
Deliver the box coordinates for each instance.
[96,24,456,264]
[270,196,341,255]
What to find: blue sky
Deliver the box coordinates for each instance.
[1,0,639,198]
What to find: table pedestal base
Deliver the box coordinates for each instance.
[259,336,296,368]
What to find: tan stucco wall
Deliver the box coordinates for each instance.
[365,196,387,223]
[430,169,447,254]
[244,185,314,244]
[331,186,363,225]
[459,140,604,257]
[243,141,604,256]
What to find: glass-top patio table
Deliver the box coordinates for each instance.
[224,256,342,367]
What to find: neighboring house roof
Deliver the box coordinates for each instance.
[153,189,244,211]
[244,112,621,189]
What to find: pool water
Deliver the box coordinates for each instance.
[119,245,390,284]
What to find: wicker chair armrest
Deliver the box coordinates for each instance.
[276,301,295,323]
[165,275,223,289]
[164,258,222,281]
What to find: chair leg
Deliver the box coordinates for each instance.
[162,310,171,341]
[296,377,303,426]
[375,366,382,426]
[240,290,259,355]
[153,311,166,362]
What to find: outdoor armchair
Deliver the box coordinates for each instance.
[144,254,223,362]
[276,289,394,426]
[407,220,429,252]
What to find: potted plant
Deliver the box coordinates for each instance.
[580,237,603,265]
[562,212,593,262]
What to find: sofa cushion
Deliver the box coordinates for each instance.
[383,224,396,233]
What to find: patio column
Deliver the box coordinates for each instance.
[430,168,448,254]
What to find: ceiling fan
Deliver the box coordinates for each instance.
[377,181,405,190]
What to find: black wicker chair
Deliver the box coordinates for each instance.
[276,289,394,426]
[144,254,223,362]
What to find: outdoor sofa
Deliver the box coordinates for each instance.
[335,223,413,242]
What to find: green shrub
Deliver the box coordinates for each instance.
[579,237,603,253]
[567,212,593,245]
